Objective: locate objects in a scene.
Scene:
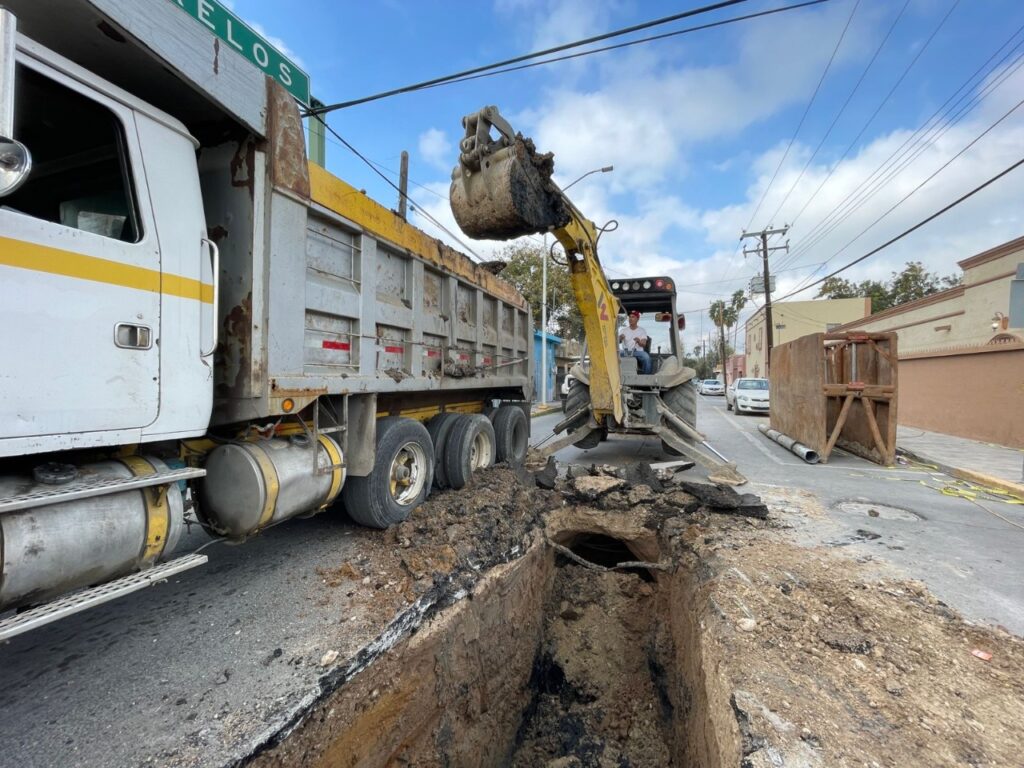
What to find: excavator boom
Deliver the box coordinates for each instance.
[450,106,624,425]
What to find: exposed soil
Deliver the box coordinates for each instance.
[252,463,1024,768]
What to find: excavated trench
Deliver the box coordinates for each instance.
[247,498,741,768]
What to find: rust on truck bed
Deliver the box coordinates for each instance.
[309,164,527,311]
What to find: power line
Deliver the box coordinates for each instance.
[416,0,834,92]
[772,0,964,267]
[718,0,850,292]
[765,0,910,225]
[782,39,1024,271]
[772,154,1024,303]
[783,94,1024,296]
[741,0,860,232]
[306,0,752,115]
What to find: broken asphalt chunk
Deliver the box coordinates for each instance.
[677,481,768,519]
[534,457,558,490]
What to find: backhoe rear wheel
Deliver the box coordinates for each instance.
[662,379,698,431]
[563,380,601,448]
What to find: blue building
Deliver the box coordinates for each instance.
[533,330,563,402]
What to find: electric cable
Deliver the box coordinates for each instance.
[783,40,1024,271]
[765,0,910,226]
[740,0,859,233]
[771,153,1024,304]
[306,0,752,116]
[783,90,1024,296]
[420,0,833,92]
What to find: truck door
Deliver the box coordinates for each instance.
[0,60,160,439]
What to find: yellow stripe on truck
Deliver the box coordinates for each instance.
[0,236,213,303]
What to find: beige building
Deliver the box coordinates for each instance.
[832,235,1024,447]
[745,297,871,378]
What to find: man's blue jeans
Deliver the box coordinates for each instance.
[633,348,652,374]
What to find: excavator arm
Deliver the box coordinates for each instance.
[450,106,624,426]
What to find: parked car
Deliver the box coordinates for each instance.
[698,379,724,396]
[726,378,770,414]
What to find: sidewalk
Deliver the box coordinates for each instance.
[897,425,1024,499]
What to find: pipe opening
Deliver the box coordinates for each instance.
[557,532,657,582]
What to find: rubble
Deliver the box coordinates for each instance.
[246,464,1024,768]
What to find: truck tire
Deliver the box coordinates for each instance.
[444,414,496,489]
[662,380,697,432]
[493,405,529,466]
[342,417,434,529]
[426,412,461,489]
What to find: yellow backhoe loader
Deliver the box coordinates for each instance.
[450,106,745,485]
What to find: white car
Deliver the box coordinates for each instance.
[726,378,770,414]
[698,379,724,396]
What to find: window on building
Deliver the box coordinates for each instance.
[5,64,141,243]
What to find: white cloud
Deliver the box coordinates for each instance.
[417,128,454,172]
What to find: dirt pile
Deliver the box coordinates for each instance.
[254,462,1024,768]
[676,503,1024,767]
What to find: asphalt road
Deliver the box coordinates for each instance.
[537,395,1024,637]
[2,396,1022,768]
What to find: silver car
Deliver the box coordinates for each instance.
[726,378,770,414]
[699,379,724,396]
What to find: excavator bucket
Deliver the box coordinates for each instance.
[450,106,570,240]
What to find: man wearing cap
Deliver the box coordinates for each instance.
[619,311,652,374]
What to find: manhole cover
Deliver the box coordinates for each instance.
[835,501,921,521]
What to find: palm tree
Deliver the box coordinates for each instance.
[709,290,747,384]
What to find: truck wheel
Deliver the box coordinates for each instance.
[493,405,529,467]
[342,417,433,529]
[662,380,697,431]
[444,414,496,489]
[426,412,461,489]
[574,429,602,449]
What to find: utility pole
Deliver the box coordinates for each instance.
[741,225,788,375]
[397,151,409,220]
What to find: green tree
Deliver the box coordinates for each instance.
[495,242,583,339]
[816,261,960,313]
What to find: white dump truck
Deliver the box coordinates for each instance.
[0,2,532,639]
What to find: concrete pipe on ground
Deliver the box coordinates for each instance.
[757,423,820,464]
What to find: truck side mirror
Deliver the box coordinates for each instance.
[0,137,31,196]
[0,11,29,196]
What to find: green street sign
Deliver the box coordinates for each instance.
[169,0,310,105]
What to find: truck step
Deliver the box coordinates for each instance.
[0,553,209,642]
[0,467,206,514]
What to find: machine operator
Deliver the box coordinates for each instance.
[618,310,652,375]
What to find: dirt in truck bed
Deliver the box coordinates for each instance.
[253,465,1022,768]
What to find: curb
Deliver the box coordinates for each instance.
[898,446,1024,502]
[530,404,562,419]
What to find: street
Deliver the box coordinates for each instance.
[536,394,1024,636]
[1,396,1022,768]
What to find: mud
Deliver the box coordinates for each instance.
[247,465,1024,768]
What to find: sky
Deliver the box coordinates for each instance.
[226,0,1024,351]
